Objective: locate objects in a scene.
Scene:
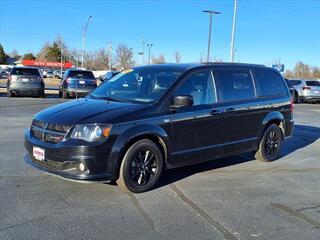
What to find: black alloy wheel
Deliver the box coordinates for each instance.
[129,149,158,185]
[255,124,283,162]
[117,139,163,193]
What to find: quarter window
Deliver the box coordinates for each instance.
[213,69,255,102]
[254,68,287,97]
[174,70,217,106]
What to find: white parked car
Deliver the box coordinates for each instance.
[289,79,320,103]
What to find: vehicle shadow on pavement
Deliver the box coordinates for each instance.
[158,124,320,188]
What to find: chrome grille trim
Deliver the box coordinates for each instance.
[31,120,73,143]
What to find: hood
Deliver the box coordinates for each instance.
[35,98,146,124]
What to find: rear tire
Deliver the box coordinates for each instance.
[255,124,283,162]
[40,90,45,98]
[116,139,163,193]
[7,91,13,97]
[293,92,299,103]
[62,90,68,99]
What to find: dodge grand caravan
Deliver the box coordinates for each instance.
[25,63,294,193]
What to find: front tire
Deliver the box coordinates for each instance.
[117,139,163,193]
[255,124,283,162]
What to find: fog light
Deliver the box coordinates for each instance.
[79,163,86,172]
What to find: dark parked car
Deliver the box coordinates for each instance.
[7,67,45,97]
[25,63,294,193]
[59,69,97,98]
[284,78,298,103]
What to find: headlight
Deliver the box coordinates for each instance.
[70,124,112,142]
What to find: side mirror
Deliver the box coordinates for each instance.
[171,95,193,108]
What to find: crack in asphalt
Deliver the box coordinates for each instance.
[127,192,158,234]
[271,203,320,228]
[297,204,320,212]
[170,183,238,240]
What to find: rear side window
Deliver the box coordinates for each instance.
[213,69,255,102]
[306,81,320,86]
[289,80,302,86]
[11,68,40,76]
[254,68,287,97]
[68,71,95,79]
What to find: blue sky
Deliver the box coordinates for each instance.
[0,0,319,69]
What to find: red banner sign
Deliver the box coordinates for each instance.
[22,60,72,68]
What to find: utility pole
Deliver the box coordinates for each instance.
[107,42,112,70]
[200,52,204,63]
[60,44,63,75]
[202,10,221,62]
[81,15,92,69]
[147,43,153,64]
[140,39,147,65]
[230,0,238,62]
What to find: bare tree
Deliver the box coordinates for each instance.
[152,54,166,64]
[173,51,181,63]
[9,49,20,59]
[294,61,311,79]
[84,48,110,70]
[115,44,134,69]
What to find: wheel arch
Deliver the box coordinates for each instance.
[261,111,285,139]
[112,124,169,180]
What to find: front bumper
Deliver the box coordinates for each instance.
[24,129,115,180]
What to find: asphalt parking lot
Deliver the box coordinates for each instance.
[0,97,319,240]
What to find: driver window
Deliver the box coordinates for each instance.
[174,70,217,106]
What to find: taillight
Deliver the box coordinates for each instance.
[93,79,97,85]
[8,75,12,81]
[303,86,311,90]
[290,99,294,112]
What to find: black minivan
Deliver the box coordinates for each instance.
[25,63,294,193]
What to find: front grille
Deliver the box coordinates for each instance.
[31,119,73,144]
[33,158,64,170]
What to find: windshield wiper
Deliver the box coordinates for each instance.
[89,95,130,103]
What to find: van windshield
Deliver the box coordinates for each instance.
[89,67,183,104]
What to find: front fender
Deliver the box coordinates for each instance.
[108,123,170,179]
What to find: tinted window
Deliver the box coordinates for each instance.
[174,70,216,106]
[306,81,320,86]
[214,69,255,102]
[254,68,287,97]
[68,70,95,79]
[11,68,40,76]
[289,80,302,86]
[90,68,183,104]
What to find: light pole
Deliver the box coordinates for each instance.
[147,43,153,64]
[60,44,63,75]
[140,39,147,65]
[230,0,238,62]
[107,42,112,70]
[202,10,221,62]
[81,15,92,69]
